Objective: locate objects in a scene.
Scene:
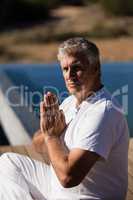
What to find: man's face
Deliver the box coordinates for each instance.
[60,55,96,98]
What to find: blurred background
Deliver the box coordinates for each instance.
[0,0,133,145]
[0,0,132,63]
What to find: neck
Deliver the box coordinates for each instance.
[75,81,103,107]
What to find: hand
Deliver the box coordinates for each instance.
[40,92,66,138]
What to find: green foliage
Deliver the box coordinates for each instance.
[62,0,99,6]
[23,0,62,9]
[0,0,89,29]
[18,0,60,8]
[85,0,99,3]
[0,0,54,29]
[101,0,133,16]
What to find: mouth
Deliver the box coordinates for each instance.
[67,81,80,87]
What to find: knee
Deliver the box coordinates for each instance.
[0,152,22,167]
[0,152,21,176]
[0,152,11,160]
[0,152,19,169]
[0,152,15,161]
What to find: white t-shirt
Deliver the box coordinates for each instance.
[50,87,129,200]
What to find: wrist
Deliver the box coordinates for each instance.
[44,134,59,144]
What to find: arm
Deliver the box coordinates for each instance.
[40,92,100,187]
[32,129,50,164]
[45,135,99,188]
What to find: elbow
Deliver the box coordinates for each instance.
[59,175,80,188]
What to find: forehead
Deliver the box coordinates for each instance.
[60,55,78,66]
[60,54,88,68]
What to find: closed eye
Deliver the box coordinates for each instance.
[63,67,68,72]
[71,65,84,74]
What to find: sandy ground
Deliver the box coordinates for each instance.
[0,37,132,63]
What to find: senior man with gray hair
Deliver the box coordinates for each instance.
[0,37,129,200]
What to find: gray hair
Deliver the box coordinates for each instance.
[57,37,100,72]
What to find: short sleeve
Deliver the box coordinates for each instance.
[71,107,116,160]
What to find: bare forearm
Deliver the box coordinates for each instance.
[45,136,71,185]
[45,135,99,188]
[32,130,50,164]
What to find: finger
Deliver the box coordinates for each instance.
[45,94,54,121]
[45,92,59,120]
[40,101,45,114]
[60,110,66,126]
[46,92,58,108]
[45,92,56,114]
[40,101,47,118]
[42,94,54,129]
[40,113,49,133]
[44,93,50,108]
[50,93,59,111]
[47,92,55,112]
[48,94,57,117]
[40,118,44,132]
[43,94,52,122]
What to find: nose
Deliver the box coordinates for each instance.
[66,68,75,80]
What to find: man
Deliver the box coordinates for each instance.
[0,37,129,200]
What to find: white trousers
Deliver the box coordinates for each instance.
[0,153,51,200]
